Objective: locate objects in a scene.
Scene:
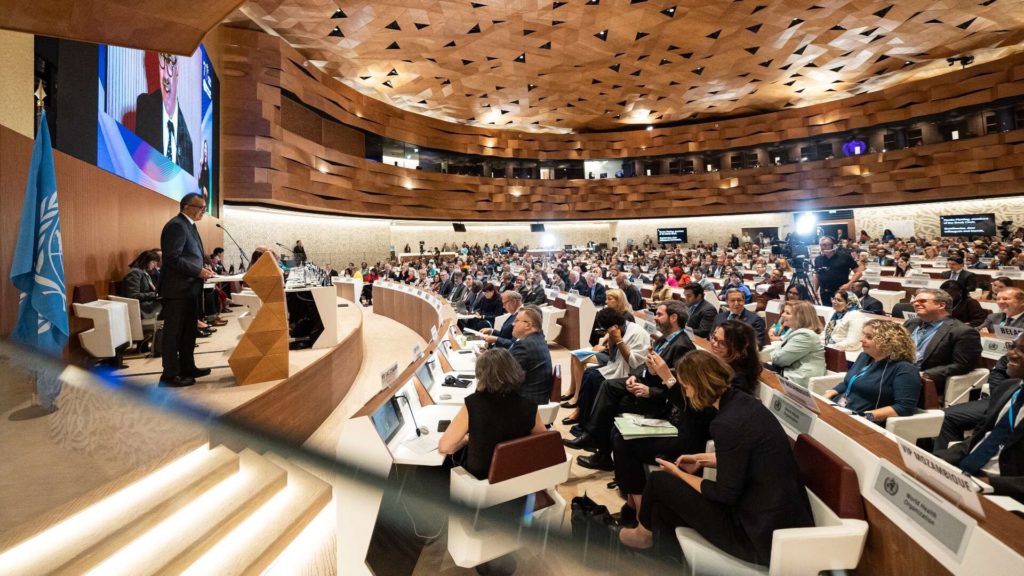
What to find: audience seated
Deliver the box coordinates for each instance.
[616,272,645,311]
[979,287,1024,334]
[584,272,607,306]
[438,348,546,479]
[618,350,814,564]
[851,280,883,315]
[683,283,718,339]
[823,292,866,352]
[713,289,766,345]
[708,320,763,395]
[122,250,162,320]
[566,301,694,470]
[941,256,978,292]
[937,333,1024,503]
[565,307,649,431]
[690,267,715,291]
[937,354,1016,451]
[506,305,554,405]
[717,272,752,304]
[753,268,786,311]
[650,273,672,304]
[941,280,988,328]
[523,271,548,306]
[767,300,826,387]
[480,290,522,349]
[904,288,982,396]
[823,320,922,423]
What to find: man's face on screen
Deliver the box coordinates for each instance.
[158,53,179,116]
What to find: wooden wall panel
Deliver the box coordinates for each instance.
[0,0,245,56]
[220,26,1024,160]
[0,125,222,352]
[220,27,1024,221]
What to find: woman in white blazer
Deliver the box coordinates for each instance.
[823,292,867,352]
[768,300,826,387]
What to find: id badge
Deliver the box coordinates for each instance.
[836,395,848,408]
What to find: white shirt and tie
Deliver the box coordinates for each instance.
[161,99,180,164]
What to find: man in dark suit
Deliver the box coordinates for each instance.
[446,272,465,302]
[873,247,895,267]
[481,290,522,349]
[616,272,645,311]
[941,256,978,292]
[569,300,694,469]
[980,287,1024,334]
[904,288,982,396]
[159,193,215,387]
[136,53,194,174]
[938,333,1024,503]
[524,272,548,306]
[937,354,1017,450]
[713,289,766,344]
[508,305,553,404]
[851,280,884,315]
[683,282,717,338]
[585,273,607,306]
[436,270,455,299]
[568,270,588,294]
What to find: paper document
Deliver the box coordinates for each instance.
[402,434,439,455]
[615,415,678,439]
[463,328,487,337]
[622,414,675,428]
[571,350,597,361]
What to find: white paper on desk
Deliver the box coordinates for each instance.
[457,313,477,320]
[402,434,439,455]
[623,414,675,428]
[463,328,486,337]
[572,350,597,361]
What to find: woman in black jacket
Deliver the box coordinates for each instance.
[619,350,814,564]
[122,250,162,319]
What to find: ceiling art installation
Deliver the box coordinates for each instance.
[239,0,1024,133]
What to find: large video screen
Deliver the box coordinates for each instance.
[939,214,996,237]
[97,44,216,204]
[657,227,688,244]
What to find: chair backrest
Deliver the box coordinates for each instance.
[919,378,941,410]
[108,280,124,298]
[488,430,566,484]
[73,284,98,304]
[549,364,562,402]
[793,434,865,520]
[824,347,848,373]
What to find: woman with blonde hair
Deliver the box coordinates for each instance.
[824,320,921,424]
[767,300,825,386]
[619,350,813,563]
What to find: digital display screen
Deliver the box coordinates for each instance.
[657,227,688,244]
[939,214,996,237]
[97,43,216,205]
[370,398,404,444]
[415,361,436,392]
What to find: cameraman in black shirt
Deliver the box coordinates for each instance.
[812,236,863,305]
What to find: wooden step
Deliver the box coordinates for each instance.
[179,454,332,576]
[82,449,287,576]
[0,444,238,576]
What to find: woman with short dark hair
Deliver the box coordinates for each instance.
[438,348,545,479]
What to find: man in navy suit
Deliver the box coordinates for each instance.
[159,193,215,387]
[481,290,523,349]
[508,305,553,404]
[585,273,607,306]
[712,289,766,344]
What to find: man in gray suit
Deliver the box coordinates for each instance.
[904,288,982,396]
[159,193,215,387]
[980,287,1024,334]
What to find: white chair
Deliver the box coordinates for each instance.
[537,366,563,427]
[73,300,131,361]
[540,306,565,344]
[232,291,262,331]
[493,313,511,332]
[676,434,868,576]
[979,301,1000,313]
[448,431,568,569]
[744,302,757,312]
[943,368,990,406]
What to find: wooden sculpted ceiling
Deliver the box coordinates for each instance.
[239,0,1024,133]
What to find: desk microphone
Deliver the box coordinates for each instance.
[275,242,295,254]
[215,223,249,270]
[396,395,428,436]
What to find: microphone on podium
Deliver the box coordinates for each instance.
[216,223,249,269]
[275,242,295,254]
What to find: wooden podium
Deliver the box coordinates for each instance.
[228,252,290,385]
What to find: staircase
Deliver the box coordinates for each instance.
[0,444,332,576]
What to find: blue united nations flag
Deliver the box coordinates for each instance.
[9,111,69,408]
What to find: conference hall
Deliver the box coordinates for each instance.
[3,1,1024,574]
